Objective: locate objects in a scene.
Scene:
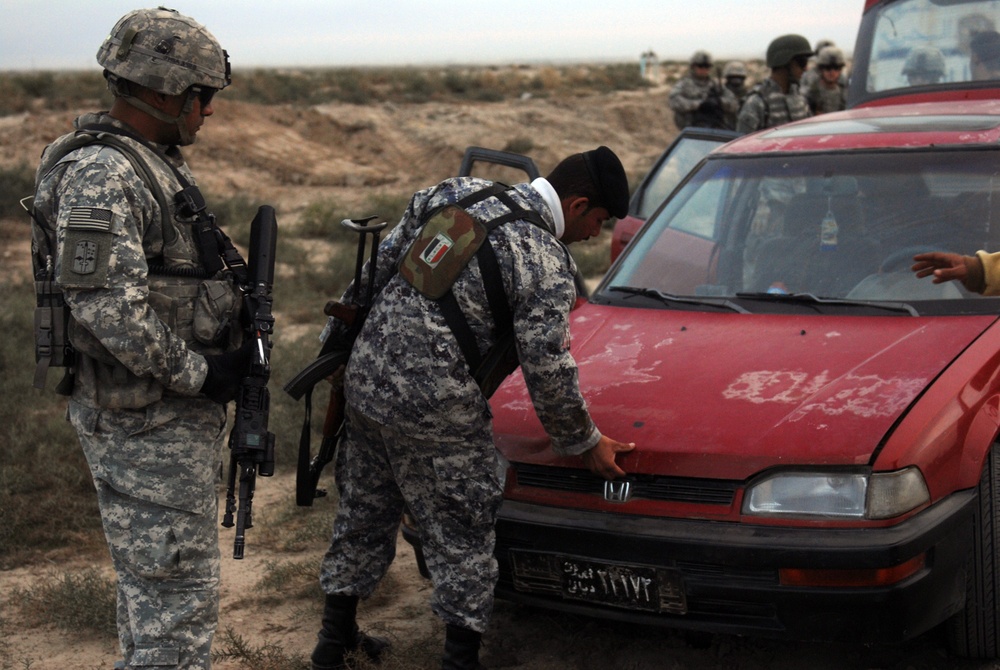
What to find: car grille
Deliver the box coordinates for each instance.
[513,464,739,506]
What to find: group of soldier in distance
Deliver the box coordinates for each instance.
[32,5,991,670]
[669,34,848,133]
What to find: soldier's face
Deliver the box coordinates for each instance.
[159,89,215,145]
[563,203,610,244]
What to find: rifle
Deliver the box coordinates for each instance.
[221,205,278,559]
[283,216,388,506]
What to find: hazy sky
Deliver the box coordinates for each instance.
[2,1,863,71]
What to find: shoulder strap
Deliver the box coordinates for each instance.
[436,185,545,384]
[76,124,247,280]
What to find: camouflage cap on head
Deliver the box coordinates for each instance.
[581,146,629,219]
[97,6,230,96]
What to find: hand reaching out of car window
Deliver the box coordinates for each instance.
[581,435,636,480]
[912,252,985,293]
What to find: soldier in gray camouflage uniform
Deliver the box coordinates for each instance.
[668,50,738,130]
[736,34,814,134]
[31,8,250,669]
[805,46,847,115]
[312,147,637,670]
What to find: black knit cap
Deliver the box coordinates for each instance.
[582,145,629,218]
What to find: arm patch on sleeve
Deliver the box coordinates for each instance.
[58,207,115,288]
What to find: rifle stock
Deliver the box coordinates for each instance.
[221,205,278,559]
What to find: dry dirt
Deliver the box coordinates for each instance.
[2,86,997,669]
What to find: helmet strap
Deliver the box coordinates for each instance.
[111,75,199,146]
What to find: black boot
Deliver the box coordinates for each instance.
[311,594,391,670]
[442,624,485,670]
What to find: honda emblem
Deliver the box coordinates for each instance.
[603,479,632,503]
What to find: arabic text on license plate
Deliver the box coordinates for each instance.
[560,557,685,613]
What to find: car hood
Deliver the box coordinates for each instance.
[491,306,996,480]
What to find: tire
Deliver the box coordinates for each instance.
[947,443,1000,658]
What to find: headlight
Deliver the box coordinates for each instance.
[743,467,930,520]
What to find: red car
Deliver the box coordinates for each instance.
[402,0,1000,658]
[486,99,1000,657]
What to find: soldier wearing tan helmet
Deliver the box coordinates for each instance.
[31,8,252,668]
[805,46,848,114]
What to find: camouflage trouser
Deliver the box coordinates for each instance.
[319,405,504,633]
[70,399,224,669]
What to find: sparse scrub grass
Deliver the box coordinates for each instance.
[0,282,104,568]
[0,71,109,115]
[9,568,117,637]
[211,627,309,670]
[0,163,36,219]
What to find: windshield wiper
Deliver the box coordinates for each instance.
[734,292,919,316]
[609,286,750,314]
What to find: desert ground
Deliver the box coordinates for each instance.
[2,75,999,669]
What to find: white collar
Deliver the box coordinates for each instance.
[531,177,564,240]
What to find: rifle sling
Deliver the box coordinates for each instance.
[79,123,248,282]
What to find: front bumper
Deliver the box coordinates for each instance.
[403,490,977,642]
[478,489,975,643]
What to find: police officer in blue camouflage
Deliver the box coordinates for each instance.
[736,34,814,133]
[312,147,637,670]
[32,7,251,669]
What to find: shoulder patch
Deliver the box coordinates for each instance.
[58,207,116,288]
[399,205,487,299]
[67,207,113,231]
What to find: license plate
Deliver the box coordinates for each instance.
[511,551,686,614]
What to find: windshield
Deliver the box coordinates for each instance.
[855,0,1000,98]
[601,148,1000,314]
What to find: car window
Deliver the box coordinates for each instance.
[860,0,1000,96]
[634,136,733,220]
[603,149,1000,314]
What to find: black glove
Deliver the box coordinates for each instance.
[200,339,254,404]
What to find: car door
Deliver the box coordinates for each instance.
[611,127,738,262]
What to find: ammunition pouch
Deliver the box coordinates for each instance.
[65,273,242,409]
[33,277,74,393]
[148,274,242,354]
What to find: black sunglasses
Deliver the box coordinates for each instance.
[191,85,218,107]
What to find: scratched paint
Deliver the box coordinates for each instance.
[722,369,929,421]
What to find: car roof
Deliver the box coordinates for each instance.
[718,100,1000,155]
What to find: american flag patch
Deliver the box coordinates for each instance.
[67,207,113,231]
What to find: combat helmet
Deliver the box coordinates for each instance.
[902,46,946,83]
[814,39,836,54]
[766,34,814,68]
[690,50,713,67]
[816,46,846,69]
[722,61,748,79]
[97,7,230,144]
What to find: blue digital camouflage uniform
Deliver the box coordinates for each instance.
[33,112,236,669]
[319,176,601,633]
